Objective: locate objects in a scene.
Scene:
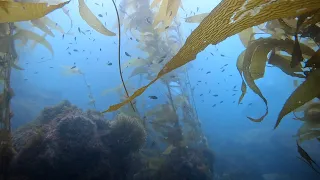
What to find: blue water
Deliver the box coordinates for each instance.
[9,0,320,179]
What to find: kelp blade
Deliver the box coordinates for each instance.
[0,0,69,23]
[78,0,115,36]
[275,70,320,129]
[102,0,320,113]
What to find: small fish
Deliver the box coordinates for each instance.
[74,37,77,41]
[107,62,112,66]
[100,48,102,51]
[224,64,228,66]
[68,52,71,55]
[232,94,236,96]
[233,85,236,89]
[221,69,225,72]
[165,26,169,29]
[49,67,53,68]
[212,104,216,107]
[34,72,38,74]
[106,12,107,16]
[220,101,223,103]
[197,7,199,12]
[158,59,165,63]
[210,52,214,56]
[24,78,28,81]
[125,52,131,57]
[248,103,252,106]
[149,96,158,99]
[198,81,201,82]
[209,90,211,93]
[66,47,69,50]
[71,65,76,69]
[221,54,225,57]
[146,17,152,24]
[98,14,103,17]
[200,94,203,96]
[78,27,81,33]
[73,49,78,52]
[150,140,156,148]
[206,71,211,74]
[94,3,99,5]
[213,94,218,97]
[136,39,140,42]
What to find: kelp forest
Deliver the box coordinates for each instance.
[0,0,320,180]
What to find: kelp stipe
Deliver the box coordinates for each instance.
[111,0,136,112]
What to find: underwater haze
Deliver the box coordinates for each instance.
[2,0,320,180]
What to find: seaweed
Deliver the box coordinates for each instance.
[102,0,320,113]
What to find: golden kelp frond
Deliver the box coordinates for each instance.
[185,13,209,24]
[102,0,320,113]
[162,0,181,28]
[296,118,320,143]
[237,37,314,113]
[152,0,168,28]
[150,0,162,9]
[0,0,69,23]
[275,69,320,129]
[101,80,132,96]
[238,27,255,48]
[30,33,47,50]
[31,19,55,37]
[129,66,149,78]
[122,58,149,69]
[268,53,305,78]
[41,16,64,34]
[305,49,320,68]
[14,29,54,56]
[242,40,270,122]
[294,100,316,113]
[78,0,116,36]
[236,51,247,104]
[298,130,320,143]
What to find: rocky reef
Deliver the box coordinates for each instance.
[8,100,214,180]
[9,100,146,180]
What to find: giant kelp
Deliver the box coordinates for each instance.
[102,0,320,115]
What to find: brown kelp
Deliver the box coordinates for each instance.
[102,0,320,115]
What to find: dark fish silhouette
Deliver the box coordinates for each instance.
[149,96,158,99]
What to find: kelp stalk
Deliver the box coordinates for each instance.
[165,81,180,129]
[81,73,96,109]
[111,0,135,112]
[0,28,14,180]
[186,69,198,120]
